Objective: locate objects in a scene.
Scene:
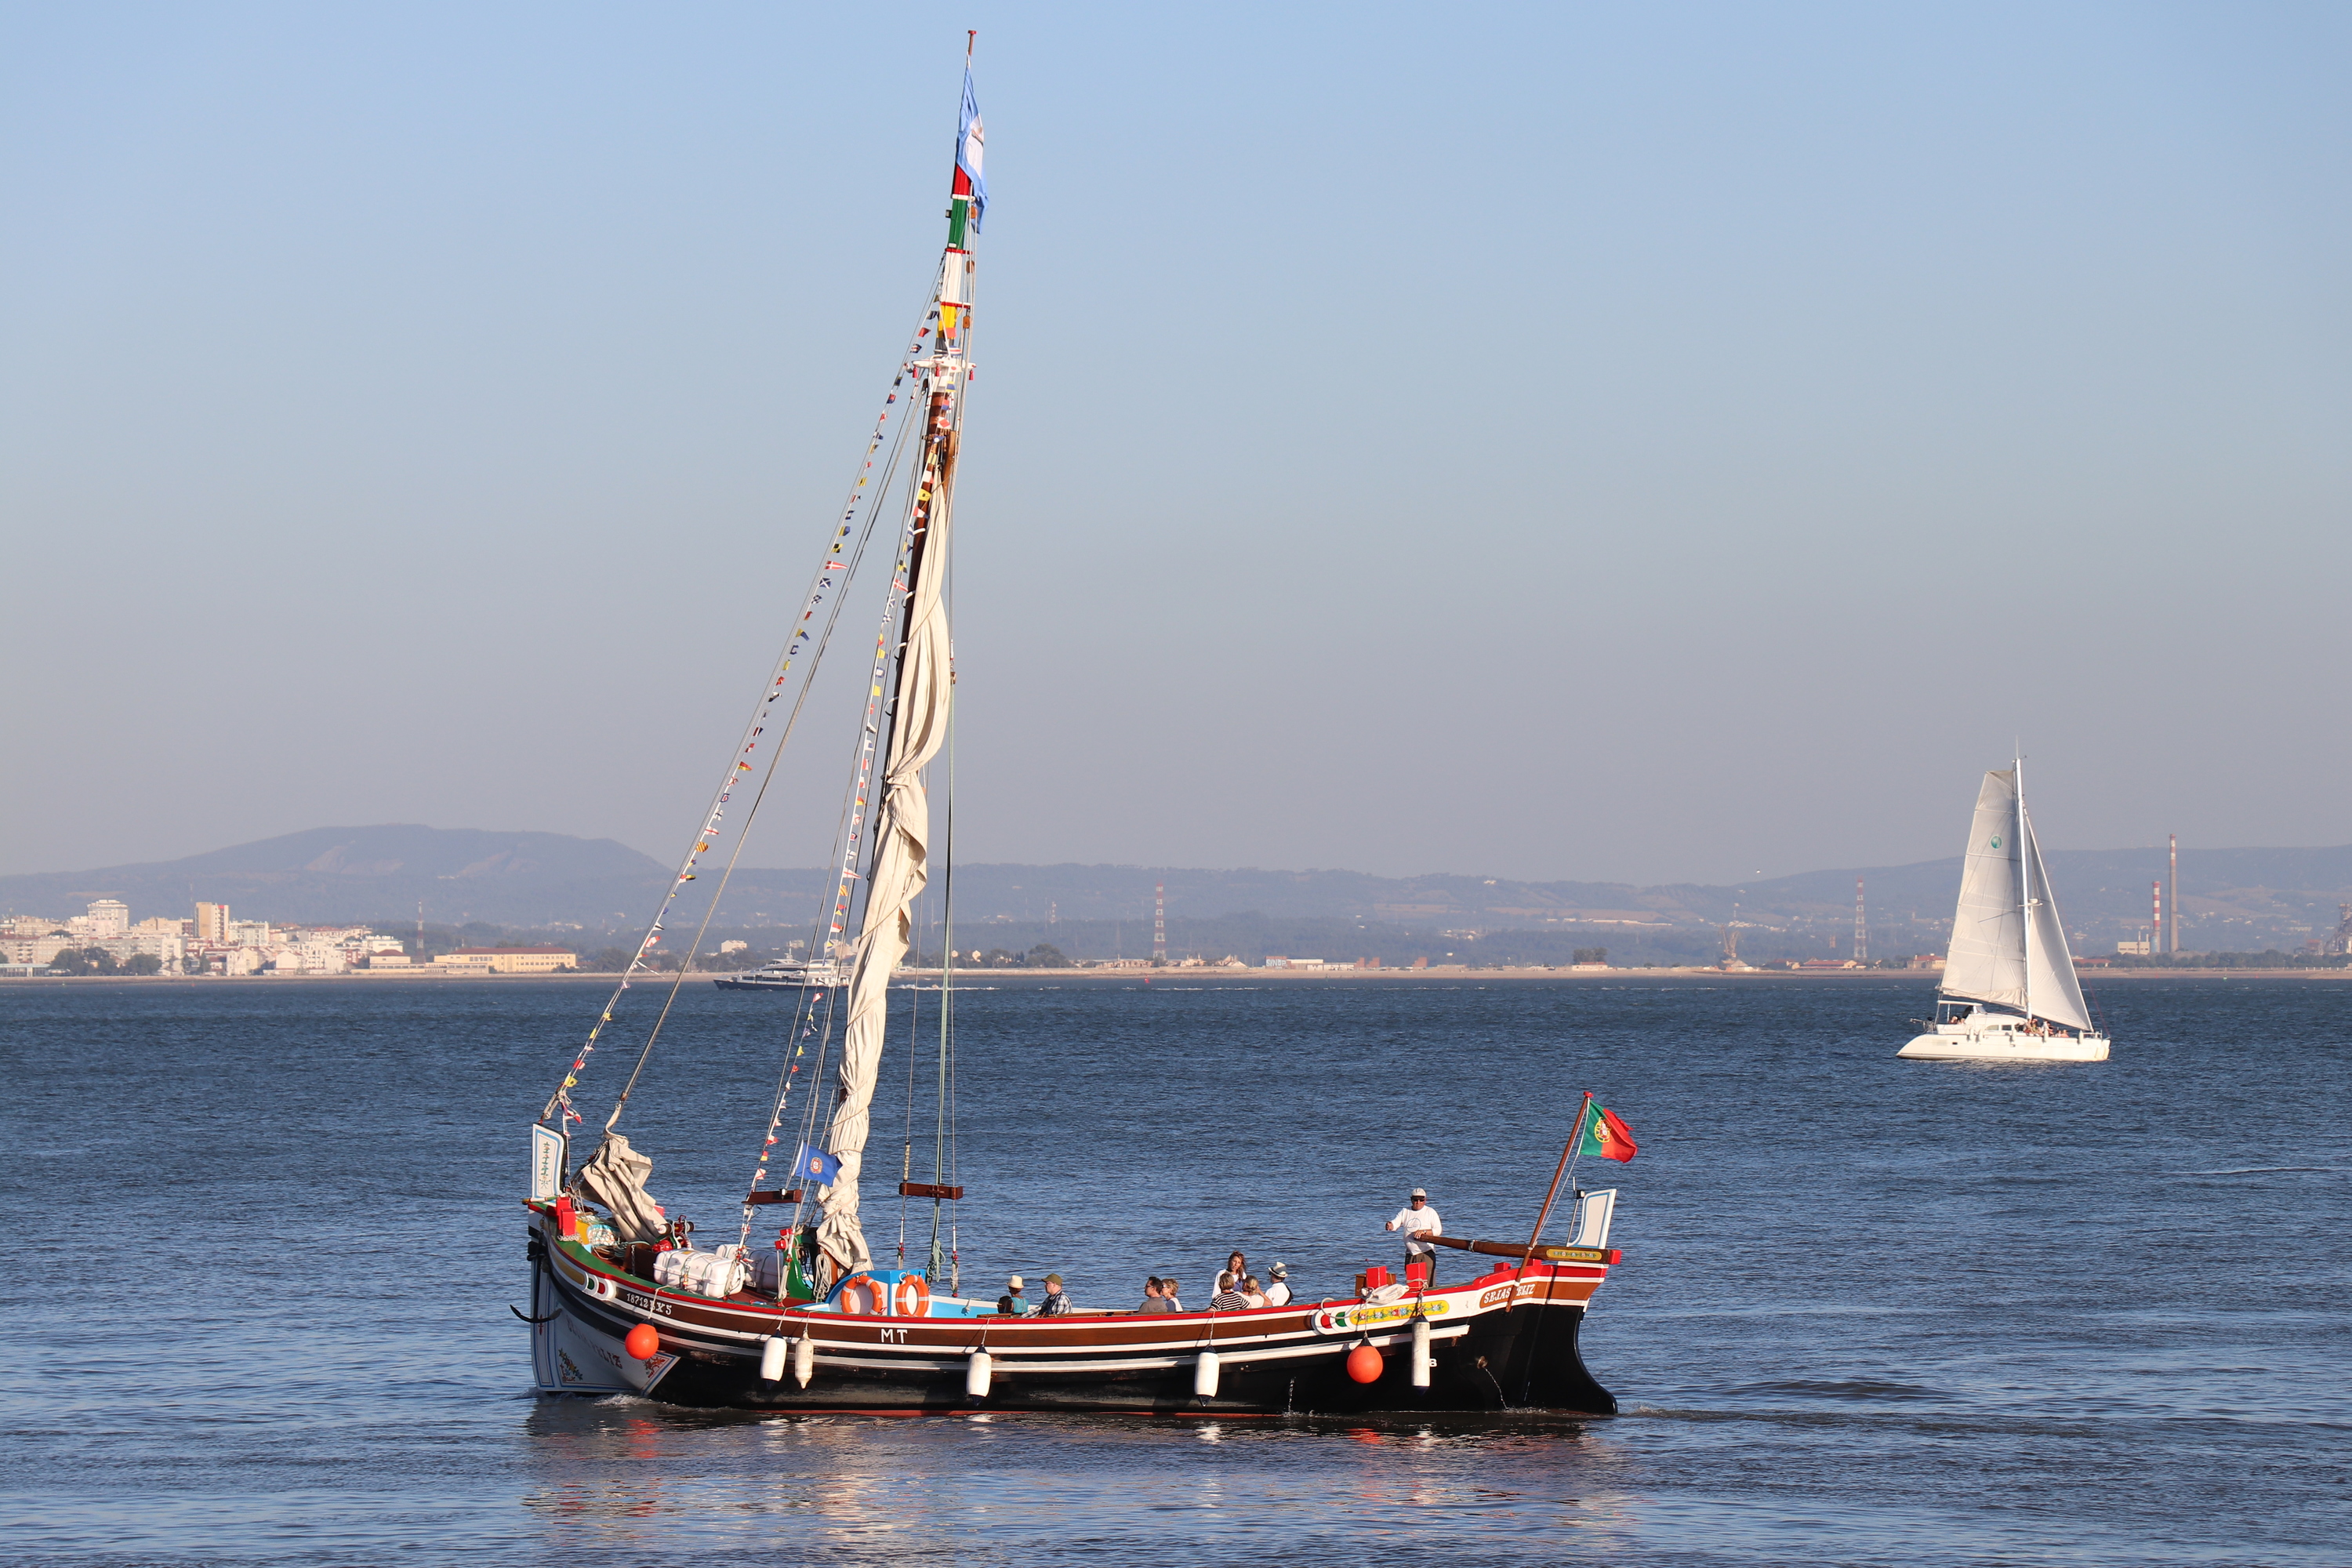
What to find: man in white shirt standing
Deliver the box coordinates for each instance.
[1385,1187,1443,1286]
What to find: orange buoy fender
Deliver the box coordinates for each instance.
[1345,1343,1384,1384]
[894,1276,931,1318]
[623,1323,662,1360]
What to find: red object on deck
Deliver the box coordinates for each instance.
[1405,1258,1431,1288]
[1363,1265,1393,1292]
[624,1323,661,1360]
[554,1196,576,1237]
[1345,1345,1385,1383]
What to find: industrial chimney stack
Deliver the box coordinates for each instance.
[2169,834,2180,955]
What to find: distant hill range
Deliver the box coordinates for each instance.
[5,825,2348,956]
[0,826,667,927]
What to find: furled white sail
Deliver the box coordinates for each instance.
[813,455,956,1276]
[1941,769,2027,1012]
[2021,811,2093,1030]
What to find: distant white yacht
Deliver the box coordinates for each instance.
[713,957,843,992]
[1900,760,2110,1063]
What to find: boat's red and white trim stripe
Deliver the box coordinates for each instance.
[530,1202,1610,1381]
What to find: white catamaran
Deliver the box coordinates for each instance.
[1900,760,2111,1062]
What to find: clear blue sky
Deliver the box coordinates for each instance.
[4,2,2347,884]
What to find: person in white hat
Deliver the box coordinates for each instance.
[1385,1188,1443,1285]
[995,1275,1029,1315]
[1263,1261,1294,1307]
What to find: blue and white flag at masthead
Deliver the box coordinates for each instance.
[956,69,986,233]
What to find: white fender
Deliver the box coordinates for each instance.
[793,1334,815,1388]
[1411,1316,1432,1388]
[760,1336,786,1382]
[1194,1351,1221,1398]
[965,1350,992,1398]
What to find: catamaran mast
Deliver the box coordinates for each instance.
[2016,753,2031,1023]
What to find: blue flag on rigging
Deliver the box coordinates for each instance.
[793,1144,842,1188]
[956,68,986,234]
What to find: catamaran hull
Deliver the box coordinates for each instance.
[525,1217,1615,1415]
[1898,1029,2110,1062]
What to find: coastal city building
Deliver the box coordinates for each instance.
[431,946,579,975]
[0,899,431,976]
[76,899,130,938]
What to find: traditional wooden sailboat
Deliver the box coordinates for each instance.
[517,49,1627,1415]
[1900,760,2111,1062]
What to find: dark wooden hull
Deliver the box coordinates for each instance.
[648,1300,1610,1416]
[525,1208,1617,1417]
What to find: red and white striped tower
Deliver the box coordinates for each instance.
[2152,880,2162,953]
[1152,882,1167,964]
[1853,877,1868,964]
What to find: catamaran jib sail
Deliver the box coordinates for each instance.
[1939,768,2092,1031]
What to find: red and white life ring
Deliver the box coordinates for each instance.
[837,1275,884,1316]
[893,1276,931,1318]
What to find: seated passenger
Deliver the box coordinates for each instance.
[1036,1272,1073,1316]
[1160,1276,1185,1312]
[1210,1272,1250,1311]
[1239,1275,1268,1308]
[1136,1276,1174,1314]
[995,1274,1029,1316]
[1264,1262,1293,1306]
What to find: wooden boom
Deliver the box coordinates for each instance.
[1425,1233,1618,1265]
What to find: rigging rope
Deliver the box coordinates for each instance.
[539,294,942,1137]
[729,398,937,1231]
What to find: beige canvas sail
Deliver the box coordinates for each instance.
[813,452,956,1276]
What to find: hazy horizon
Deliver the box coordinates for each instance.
[12,818,2343,891]
[6,5,2347,884]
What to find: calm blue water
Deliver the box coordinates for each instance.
[3,975,2347,1565]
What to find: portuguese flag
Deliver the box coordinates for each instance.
[1577,1099,1639,1163]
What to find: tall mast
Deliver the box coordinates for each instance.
[2016,754,2031,1022]
[811,46,983,1279]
